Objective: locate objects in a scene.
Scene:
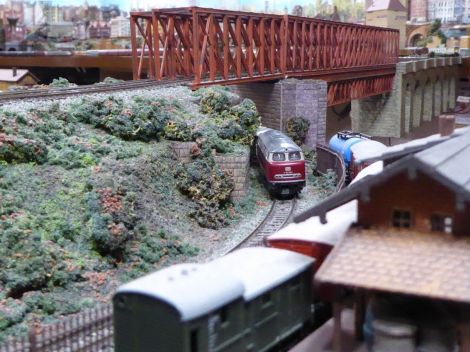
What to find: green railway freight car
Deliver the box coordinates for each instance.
[113,247,315,352]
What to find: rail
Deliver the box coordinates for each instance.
[0,79,192,104]
[229,198,297,251]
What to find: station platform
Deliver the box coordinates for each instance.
[289,309,367,352]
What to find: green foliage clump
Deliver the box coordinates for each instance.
[86,188,140,260]
[174,159,233,229]
[0,216,82,298]
[196,87,261,146]
[101,77,124,84]
[0,134,48,164]
[164,119,192,141]
[132,230,198,269]
[285,117,310,145]
[199,87,232,116]
[191,125,235,154]
[49,77,71,88]
[0,299,26,331]
[68,96,190,142]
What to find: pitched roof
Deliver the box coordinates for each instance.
[0,69,36,83]
[295,128,470,223]
[316,228,470,303]
[366,0,407,12]
[355,127,470,164]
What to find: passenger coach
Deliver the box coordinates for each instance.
[256,128,306,195]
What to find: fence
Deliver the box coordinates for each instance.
[315,144,346,191]
[0,305,113,352]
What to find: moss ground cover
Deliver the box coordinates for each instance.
[0,84,337,341]
[0,86,263,341]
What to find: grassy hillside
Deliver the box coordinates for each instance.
[0,86,265,340]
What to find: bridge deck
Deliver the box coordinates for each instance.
[130,7,399,106]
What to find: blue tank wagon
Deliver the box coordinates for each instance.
[328,131,386,181]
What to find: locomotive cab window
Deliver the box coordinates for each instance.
[272,152,286,161]
[288,152,301,161]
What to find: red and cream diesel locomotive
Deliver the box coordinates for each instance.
[256,127,306,195]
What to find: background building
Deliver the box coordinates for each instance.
[366,0,408,48]
[110,16,130,38]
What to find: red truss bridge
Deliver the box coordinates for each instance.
[130,7,399,106]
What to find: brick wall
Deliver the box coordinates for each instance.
[214,154,250,200]
[170,142,250,200]
[232,79,327,148]
[351,58,461,138]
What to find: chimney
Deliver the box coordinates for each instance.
[439,114,455,137]
[12,67,17,77]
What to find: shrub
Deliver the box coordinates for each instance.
[164,119,192,141]
[68,96,189,142]
[0,217,79,298]
[199,88,232,115]
[174,159,233,229]
[0,134,48,164]
[49,77,71,88]
[285,117,310,145]
[86,188,140,260]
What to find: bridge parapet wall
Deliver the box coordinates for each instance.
[351,57,461,138]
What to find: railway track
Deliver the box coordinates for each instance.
[231,198,297,250]
[0,79,192,104]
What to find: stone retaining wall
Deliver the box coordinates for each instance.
[351,57,460,138]
[231,79,327,148]
[170,142,250,200]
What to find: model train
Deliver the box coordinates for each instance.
[328,130,386,181]
[114,247,315,352]
[256,127,306,196]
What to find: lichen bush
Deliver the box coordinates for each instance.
[197,87,261,146]
[286,117,310,145]
[101,77,124,84]
[174,159,233,229]
[198,87,233,116]
[49,77,72,88]
[68,96,192,142]
[0,85,261,339]
[0,134,48,164]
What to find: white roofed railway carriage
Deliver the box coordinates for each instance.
[114,263,246,352]
[256,128,306,196]
[209,247,315,352]
[113,248,315,352]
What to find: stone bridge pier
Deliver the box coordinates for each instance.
[232,79,327,149]
[351,57,461,138]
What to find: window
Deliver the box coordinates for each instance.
[392,209,411,228]
[190,329,199,352]
[431,214,453,234]
[220,307,228,323]
[272,152,285,161]
[289,152,301,161]
[261,293,272,308]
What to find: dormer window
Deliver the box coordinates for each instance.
[392,209,411,228]
[431,214,453,234]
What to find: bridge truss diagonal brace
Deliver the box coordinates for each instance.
[327,74,395,106]
[130,7,400,103]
